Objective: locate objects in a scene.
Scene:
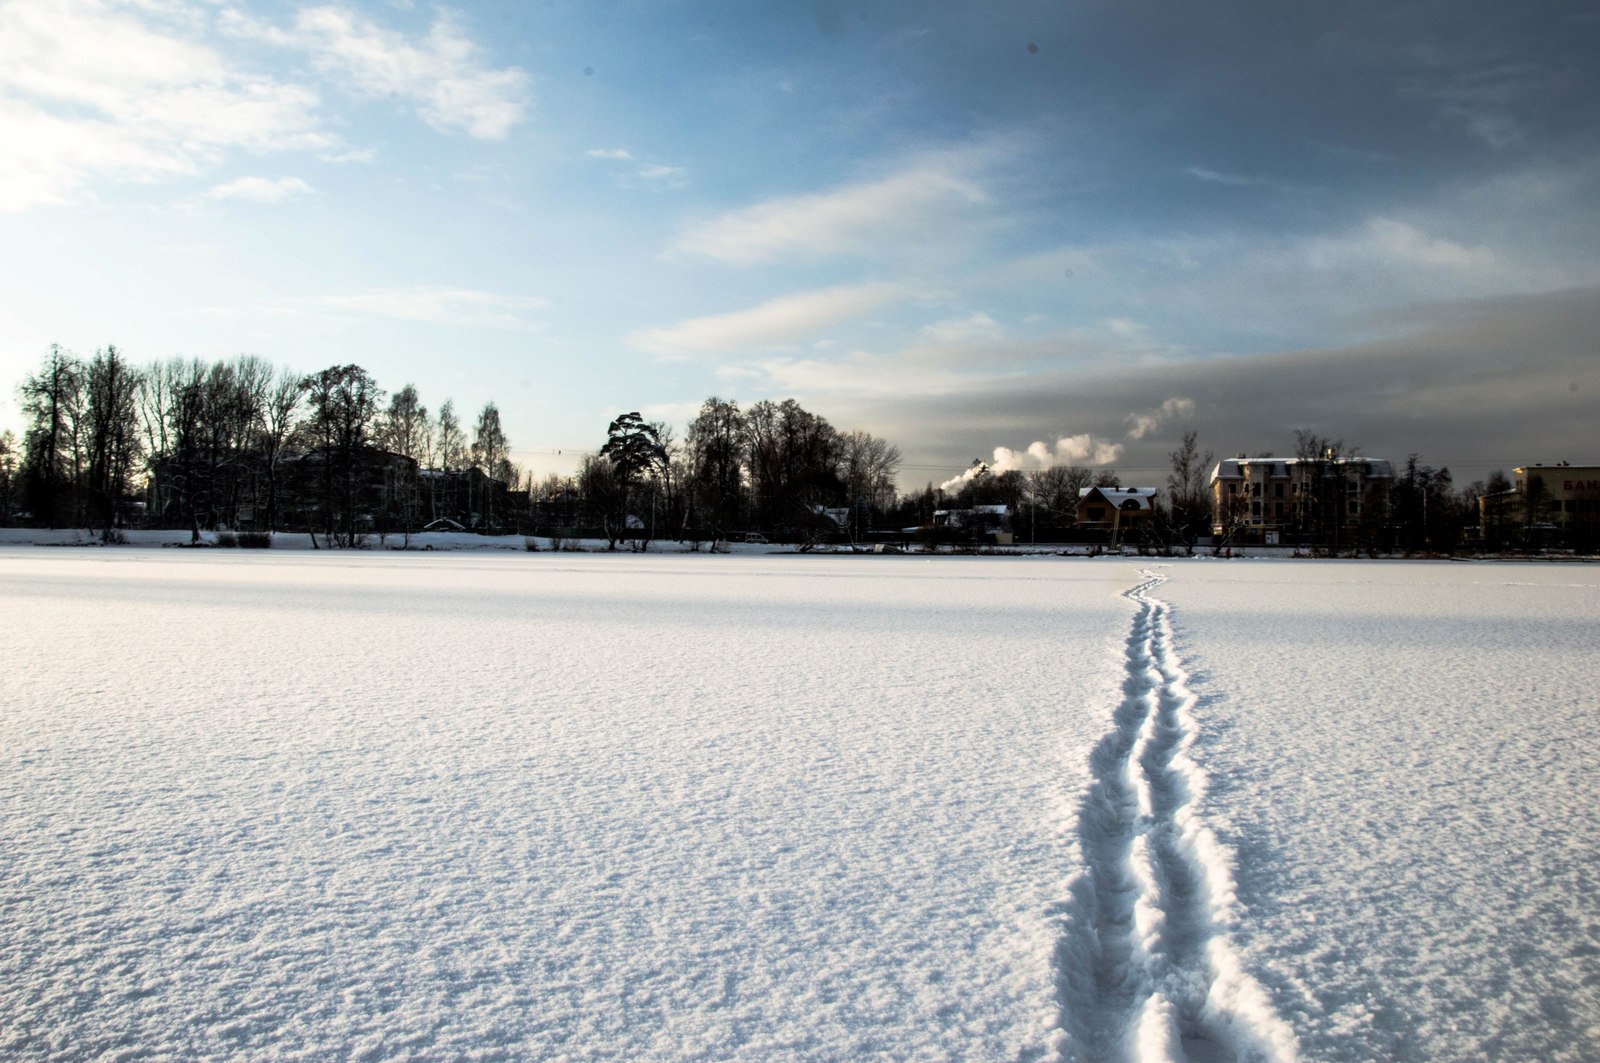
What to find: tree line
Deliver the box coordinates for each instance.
[5,347,515,546]
[2,347,915,548]
[2,345,1531,552]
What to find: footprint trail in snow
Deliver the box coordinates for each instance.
[1050,571,1298,1063]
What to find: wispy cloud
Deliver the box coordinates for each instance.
[631,283,910,356]
[1402,56,1559,150]
[206,175,314,204]
[587,146,687,188]
[1185,165,1275,188]
[637,164,685,182]
[674,165,989,264]
[226,5,530,140]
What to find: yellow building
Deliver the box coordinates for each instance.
[1494,464,1600,546]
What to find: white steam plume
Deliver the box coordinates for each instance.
[1126,396,1196,440]
[939,434,1124,491]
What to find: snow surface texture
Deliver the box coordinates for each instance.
[1157,560,1600,1063]
[1049,572,1296,1063]
[2,550,1596,1061]
[2,550,1134,1061]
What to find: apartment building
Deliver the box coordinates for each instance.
[1210,454,1394,546]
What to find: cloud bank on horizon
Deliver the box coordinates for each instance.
[0,0,1596,485]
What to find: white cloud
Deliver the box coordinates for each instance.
[207,175,314,203]
[0,1,529,208]
[674,166,989,264]
[1307,217,1500,273]
[747,350,975,400]
[638,400,704,425]
[630,283,910,356]
[586,148,634,160]
[1125,396,1195,440]
[0,0,329,209]
[321,146,377,164]
[236,5,530,140]
[316,286,547,329]
[918,312,1002,344]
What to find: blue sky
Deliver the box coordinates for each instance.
[2,0,1596,488]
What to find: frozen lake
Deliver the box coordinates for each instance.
[3,549,1597,1061]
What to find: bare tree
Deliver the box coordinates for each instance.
[83,346,142,541]
[648,419,682,539]
[434,399,466,524]
[380,384,430,543]
[256,368,303,533]
[1165,429,1214,554]
[135,359,175,511]
[471,401,509,532]
[17,345,86,527]
[0,430,18,525]
[1478,469,1514,550]
[1293,430,1347,554]
[577,452,626,548]
[686,397,746,540]
[839,429,901,540]
[300,365,384,547]
[744,398,842,539]
[1026,465,1088,541]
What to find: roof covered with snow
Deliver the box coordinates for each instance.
[1209,456,1394,482]
[1077,487,1157,511]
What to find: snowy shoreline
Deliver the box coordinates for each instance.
[0,527,1591,562]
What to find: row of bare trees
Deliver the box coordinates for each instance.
[9,347,515,545]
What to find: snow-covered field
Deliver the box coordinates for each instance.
[1157,561,1600,1062]
[2,549,1596,1061]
